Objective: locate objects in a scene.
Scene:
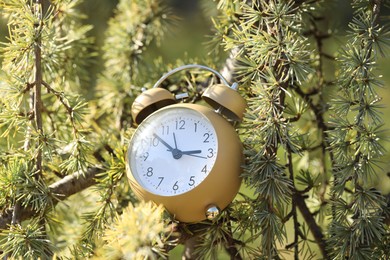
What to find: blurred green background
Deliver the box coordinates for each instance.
[1,1,389,258]
[1,0,388,190]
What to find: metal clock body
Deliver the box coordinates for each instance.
[127,103,242,222]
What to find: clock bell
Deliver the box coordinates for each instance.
[131,64,246,125]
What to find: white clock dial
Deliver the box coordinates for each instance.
[128,107,218,196]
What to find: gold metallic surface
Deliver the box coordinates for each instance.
[202,84,246,122]
[131,88,175,125]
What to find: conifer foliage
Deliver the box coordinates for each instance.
[0,0,389,259]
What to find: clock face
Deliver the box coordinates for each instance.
[128,106,218,196]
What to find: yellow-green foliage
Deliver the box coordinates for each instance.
[95,201,166,260]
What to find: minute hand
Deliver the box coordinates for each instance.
[153,133,174,151]
[181,150,207,159]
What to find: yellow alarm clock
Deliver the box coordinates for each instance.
[127,64,246,222]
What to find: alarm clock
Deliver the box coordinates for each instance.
[127,64,246,222]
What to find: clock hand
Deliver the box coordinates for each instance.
[154,133,206,159]
[184,154,207,159]
[153,133,184,159]
[171,133,202,155]
[153,133,174,151]
[173,132,178,149]
[181,150,202,155]
[181,150,207,159]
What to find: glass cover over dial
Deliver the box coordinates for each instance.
[128,107,218,196]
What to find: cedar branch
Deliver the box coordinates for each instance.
[34,0,44,177]
[0,166,103,230]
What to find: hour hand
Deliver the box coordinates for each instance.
[153,133,174,151]
[181,150,202,155]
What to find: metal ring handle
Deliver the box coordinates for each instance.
[152,64,232,89]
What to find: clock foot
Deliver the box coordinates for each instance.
[205,205,220,221]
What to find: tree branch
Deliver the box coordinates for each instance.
[0,166,103,230]
[294,193,328,258]
[221,47,240,84]
[49,167,103,200]
[182,236,201,260]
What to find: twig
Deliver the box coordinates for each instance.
[294,193,328,258]
[287,148,299,260]
[225,217,243,260]
[42,81,78,133]
[21,82,35,94]
[182,236,201,260]
[34,0,44,177]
